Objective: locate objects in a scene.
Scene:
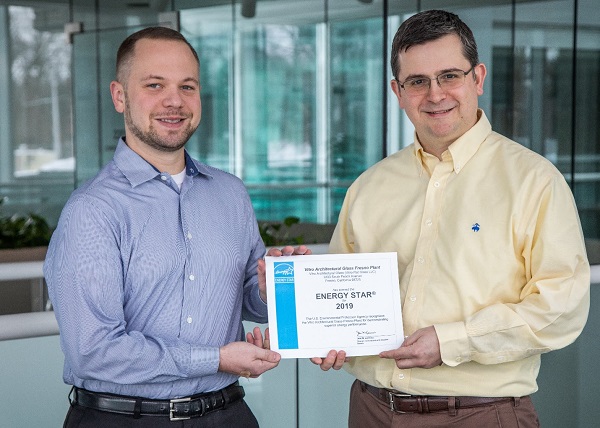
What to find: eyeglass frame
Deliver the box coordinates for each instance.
[396,66,476,95]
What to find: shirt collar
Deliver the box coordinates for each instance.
[113,138,213,187]
[413,109,492,175]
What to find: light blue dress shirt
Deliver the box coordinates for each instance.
[44,139,267,399]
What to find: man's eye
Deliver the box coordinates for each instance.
[147,83,161,89]
[441,73,460,81]
[408,78,428,87]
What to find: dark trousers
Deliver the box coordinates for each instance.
[64,398,259,428]
[348,379,540,428]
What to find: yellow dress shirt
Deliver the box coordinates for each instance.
[330,110,590,397]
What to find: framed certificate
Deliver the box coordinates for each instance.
[265,252,404,358]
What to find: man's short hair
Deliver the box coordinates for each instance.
[390,10,479,81]
[116,26,199,83]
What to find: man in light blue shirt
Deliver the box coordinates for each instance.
[44,26,306,427]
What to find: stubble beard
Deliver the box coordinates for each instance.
[124,104,198,153]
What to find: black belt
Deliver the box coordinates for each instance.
[361,381,519,415]
[71,382,245,421]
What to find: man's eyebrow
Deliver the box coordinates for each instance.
[402,73,429,81]
[181,77,200,86]
[140,74,165,81]
[402,68,466,81]
[438,67,467,74]
[140,75,199,85]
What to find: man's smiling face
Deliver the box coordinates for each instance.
[391,34,486,154]
[112,38,201,154]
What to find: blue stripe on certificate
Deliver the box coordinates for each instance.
[273,261,299,349]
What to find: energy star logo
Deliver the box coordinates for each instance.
[274,262,294,282]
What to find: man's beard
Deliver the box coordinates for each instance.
[124,106,197,153]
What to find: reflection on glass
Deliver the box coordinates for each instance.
[2,0,598,233]
[179,4,385,224]
[1,4,74,227]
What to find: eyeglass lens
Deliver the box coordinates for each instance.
[402,68,473,95]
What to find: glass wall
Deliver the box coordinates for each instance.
[0,0,598,234]
[177,1,387,223]
[0,1,73,226]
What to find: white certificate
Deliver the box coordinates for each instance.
[265,252,403,358]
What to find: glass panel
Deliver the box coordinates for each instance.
[239,24,317,184]
[513,1,574,172]
[234,5,321,224]
[71,30,100,184]
[178,0,387,224]
[0,2,71,316]
[180,8,233,172]
[329,18,384,181]
[0,3,74,227]
[574,0,600,240]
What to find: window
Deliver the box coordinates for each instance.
[0,3,73,227]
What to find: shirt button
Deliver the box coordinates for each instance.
[187,316,193,324]
[455,163,461,171]
[189,274,195,281]
[409,296,417,302]
[456,357,462,363]
[433,181,440,188]
[398,374,405,380]
[425,219,433,226]
[160,175,168,181]
[187,232,192,239]
[417,257,425,264]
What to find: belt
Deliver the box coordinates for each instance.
[71,382,245,421]
[361,382,518,415]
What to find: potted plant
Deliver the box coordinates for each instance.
[259,216,304,247]
[0,197,52,263]
[258,216,333,254]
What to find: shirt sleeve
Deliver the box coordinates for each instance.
[241,200,268,323]
[44,196,220,385]
[435,175,591,366]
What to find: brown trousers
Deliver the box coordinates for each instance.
[348,380,540,428]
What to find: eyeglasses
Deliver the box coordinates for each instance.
[397,66,475,96]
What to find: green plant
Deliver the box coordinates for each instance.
[259,216,304,246]
[0,197,52,249]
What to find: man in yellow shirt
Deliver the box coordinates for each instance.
[313,9,590,428]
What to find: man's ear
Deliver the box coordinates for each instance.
[110,81,125,113]
[474,63,487,96]
[390,79,404,109]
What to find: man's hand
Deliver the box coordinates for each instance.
[257,245,312,302]
[379,326,442,369]
[246,326,271,350]
[310,350,348,371]
[219,335,281,379]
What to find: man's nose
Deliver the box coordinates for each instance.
[162,87,184,107]
[426,78,446,102]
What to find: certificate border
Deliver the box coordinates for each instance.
[265,252,403,358]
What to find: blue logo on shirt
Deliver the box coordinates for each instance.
[471,223,480,232]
